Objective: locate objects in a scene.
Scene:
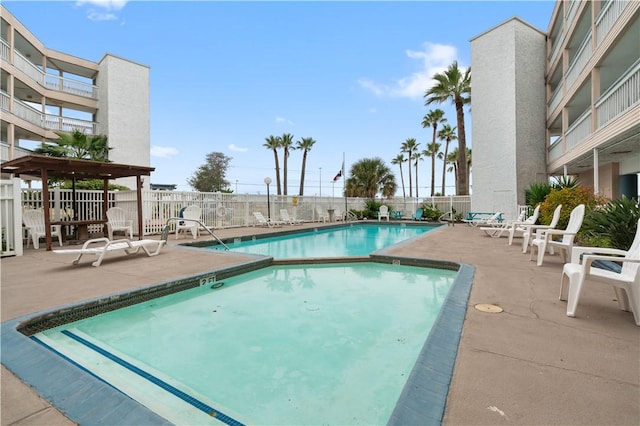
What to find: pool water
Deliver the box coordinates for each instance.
[35,262,456,425]
[208,223,437,258]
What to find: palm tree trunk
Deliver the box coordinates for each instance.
[299,150,308,195]
[441,140,450,195]
[455,100,468,195]
[283,149,288,196]
[431,126,437,196]
[415,162,419,198]
[399,165,406,198]
[408,152,413,198]
[273,149,282,195]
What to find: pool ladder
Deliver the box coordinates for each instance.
[162,217,230,250]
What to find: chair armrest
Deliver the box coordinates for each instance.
[570,246,629,264]
[582,254,639,275]
[81,237,111,249]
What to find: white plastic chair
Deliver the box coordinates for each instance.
[280,209,302,225]
[378,205,390,222]
[530,204,585,266]
[520,204,562,253]
[106,207,133,240]
[315,207,329,223]
[253,211,282,227]
[506,204,541,244]
[560,218,640,325]
[175,205,201,239]
[23,209,63,249]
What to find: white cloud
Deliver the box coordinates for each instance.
[150,146,178,158]
[275,117,294,125]
[76,0,128,11]
[228,144,248,152]
[358,41,461,100]
[76,0,128,21]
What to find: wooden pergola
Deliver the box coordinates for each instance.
[1,155,155,251]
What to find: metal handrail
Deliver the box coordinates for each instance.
[163,217,230,250]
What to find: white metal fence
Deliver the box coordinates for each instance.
[2,188,473,256]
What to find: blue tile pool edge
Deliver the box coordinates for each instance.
[1,258,474,426]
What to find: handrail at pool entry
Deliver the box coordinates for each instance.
[164,217,230,250]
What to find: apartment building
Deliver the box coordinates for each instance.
[0,5,150,190]
[471,0,639,219]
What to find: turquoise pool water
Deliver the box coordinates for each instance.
[208,223,437,258]
[34,262,456,425]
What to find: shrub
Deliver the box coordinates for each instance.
[525,181,552,206]
[581,196,640,250]
[421,204,443,221]
[539,186,606,230]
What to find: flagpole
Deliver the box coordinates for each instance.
[343,152,347,218]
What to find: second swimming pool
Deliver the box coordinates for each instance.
[203,223,439,258]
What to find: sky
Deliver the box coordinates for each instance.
[6,0,556,195]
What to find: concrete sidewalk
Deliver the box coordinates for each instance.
[2,223,638,425]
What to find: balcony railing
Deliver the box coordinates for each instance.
[565,0,580,26]
[565,30,592,89]
[1,91,97,134]
[44,114,97,134]
[595,59,640,128]
[565,109,592,150]
[548,139,564,163]
[596,0,630,46]
[0,39,98,100]
[548,84,563,113]
[0,39,9,62]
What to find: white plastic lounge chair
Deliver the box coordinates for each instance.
[464,212,503,227]
[519,204,562,253]
[529,204,585,266]
[176,205,201,239]
[280,209,303,225]
[106,207,133,240]
[253,211,282,227]
[378,205,390,222]
[479,211,526,237]
[560,218,640,325]
[22,209,63,249]
[53,237,165,267]
[315,207,329,223]
[506,205,541,244]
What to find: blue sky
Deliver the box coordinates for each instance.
[6,1,555,195]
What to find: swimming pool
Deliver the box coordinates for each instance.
[33,262,457,425]
[3,250,474,425]
[201,222,438,258]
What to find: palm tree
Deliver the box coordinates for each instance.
[425,61,471,195]
[263,135,282,195]
[438,124,457,195]
[421,144,441,196]
[421,109,447,196]
[345,157,397,198]
[447,147,472,194]
[400,138,419,197]
[413,151,424,198]
[390,154,406,198]
[296,137,316,196]
[35,130,111,161]
[280,133,294,196]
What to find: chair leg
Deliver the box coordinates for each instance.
[566,275,586,317]
[522,232,530,253]
[559,271,569,301]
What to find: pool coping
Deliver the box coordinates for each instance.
[2,253,474,425]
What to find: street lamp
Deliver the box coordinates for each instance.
[264,177,272,220]
[235,179,238,194]
[319,167,322,197]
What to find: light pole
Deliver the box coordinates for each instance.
[235,179,238,193]
[319,167,322,197]
[264,177,272,220]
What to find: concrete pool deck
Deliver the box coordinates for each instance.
[2,222,638,425]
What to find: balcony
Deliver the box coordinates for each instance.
[565,30,592,90]
[1,90,97,135]
[596,0,631,46]
[548,84,563,114]
[1,39,98,100]
[565,109,592,151]
[596,59,640,128]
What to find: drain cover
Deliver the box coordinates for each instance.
[474,303,503,313]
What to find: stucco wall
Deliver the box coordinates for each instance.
[470,18,547,220]
[96,55,151,189]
